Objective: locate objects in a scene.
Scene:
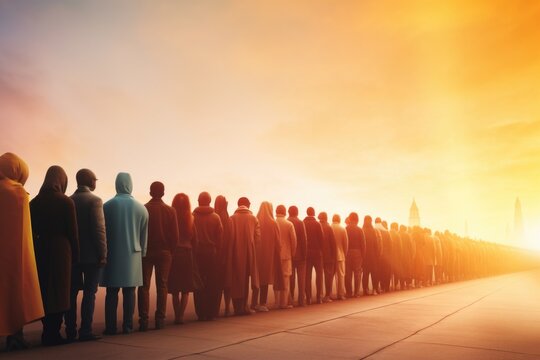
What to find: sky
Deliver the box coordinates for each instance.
[1,0,540,249]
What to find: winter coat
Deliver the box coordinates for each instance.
[71,186,107,265]
[30,166,79,314]
[192,205,222,253]
[227,206,260,298]
[145,198,179,256]
[0,153,44,335]
[288,216,307,262]
[101,173,148,288]
[320,221,337,264]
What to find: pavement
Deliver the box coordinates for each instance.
[2,269,540,359]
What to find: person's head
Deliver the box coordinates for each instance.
[306,207,315,216]
[238,196,250,208]
[363,215,372,227]
[375,217,382,224]
[198,191,211,206]
[348,212,359,225]
[40,165,68,194]
[214,195,228,213]
[276,205,286,216]
[400,224,407,232]
[382,220,388,229]
[288,205,298,217]
[391,222,399,231]
[172,193,191,214]
[76,168,97,191]
[0,152,29,185]
[150,181,165,199]
[318,212,328,222]
[115,172,132,195]
[332,214,341,223]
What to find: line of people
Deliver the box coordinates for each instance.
[1,152,538,351]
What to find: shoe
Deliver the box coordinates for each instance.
[102,329,117,336]
[155,320,165,330]
[280,305,293,309]
[255,305,269,312]
[42,335,68,347]
[5,334,30,351]
[322,296,332,303]
[139,323,148,332]
[79,333,102,342]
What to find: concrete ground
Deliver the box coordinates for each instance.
[2,269,540,359]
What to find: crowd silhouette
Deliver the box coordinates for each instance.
[1,152,539,351]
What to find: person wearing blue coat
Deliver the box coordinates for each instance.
[101,173,148,335]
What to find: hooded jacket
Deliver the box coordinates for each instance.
[30,165,79,314]
[0,153,44,335]
[101,173,148,287]
[192,205,223,253]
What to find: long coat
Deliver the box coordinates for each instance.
[256,202,281,286]
[101,173,148,288]
[226,206,260,299]
[0,153,44,335]
[331,222,348,263]
[30,166,79,314]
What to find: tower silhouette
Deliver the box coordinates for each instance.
[514,197,524,243]
[409,199,420,227]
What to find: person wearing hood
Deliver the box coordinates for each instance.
[30,165,79,346]
[64,169,106,342]
[275,205,297,309]
[138,182,179,331]
[345,212,365,298]
[101,173,148,335]
[304,207,324,304]
[192,192,223,321]
[0,153,44,350]
[331,214,348,300]
[169,193,200,324]
[227,197,260,315]
[252,201,282,312]
[362,215,380,295]
[214,195,232,316]
[287,206,307,306]
[374,218,392,292]
[318,212,336,303]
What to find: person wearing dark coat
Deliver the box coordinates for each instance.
[214,195,232,316]
[168,193,200,324]
[399,225,415,289]
[389,222,403,290]
[64,169,106,342]
[318,212,336,302]
[362,215,380,295]
[375,218,392,292]
[138,182,179,331]
[345,212,366,298]
[193,192,223,321]
[288,206,307,306]
[304,207,324,304]
[30,166,79,346]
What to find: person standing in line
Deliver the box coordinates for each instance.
[0,153,44,350]
[399,225,415,289]
[345,212,365,298]
[31,166,79,346]
[287,206,307,307]
[192,192,223,321]
[331,214,348,300]
[252,201,281,312]
[362,215,380,296]
[275,205,297,309]
[214,195,232,316]
[169,193,200,324]
[389,222,403,290]
[101,173,148,335]
[138,182,179,331]
[318,212,336,302]
[65,169,106,342]
[304,207,324,304]
[374,218,392,292]
[227,197,260,315]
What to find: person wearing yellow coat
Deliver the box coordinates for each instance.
[0,153,44,350]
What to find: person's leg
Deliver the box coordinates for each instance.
[64,264,81,341]
[324,262,334,300]
[172,291,181,323]
[305,256,313,304]
[315,256,324,303]
[155,251,173,329]
[79,266,101,339]
[251,287,260,309]
[137,256,154,331]
[297,260,306,306]
[122,287,136,334]
[5,328,30,351]
[290,262,297,305]
[345,256,353,297]
[362,266,371,295]
[260,285,269,307]
[104,287,119,334]
[224,288,232,316]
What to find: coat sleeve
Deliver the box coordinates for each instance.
[66,197,80,264]
[289,222,297,259]
[140,207,149,257]
[91,198,107,264]
[169,208,180,252]
[343,229,349,258]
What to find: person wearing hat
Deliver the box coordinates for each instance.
[227,197,260,315]
[138,182,179,331]
[65,169,107,341]
[192,192,223,321]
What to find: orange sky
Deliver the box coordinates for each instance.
[1,1,540,248]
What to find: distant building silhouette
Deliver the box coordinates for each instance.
[514,197,524,243]
[408,199,420,227]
